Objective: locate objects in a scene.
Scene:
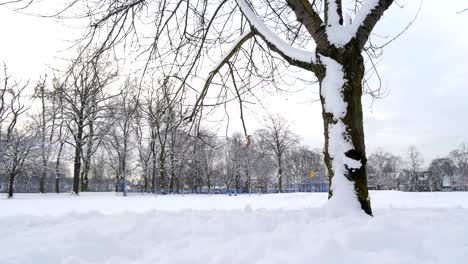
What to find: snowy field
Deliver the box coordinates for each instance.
[1,191,468,264]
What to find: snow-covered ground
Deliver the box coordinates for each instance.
[1,191,468,264]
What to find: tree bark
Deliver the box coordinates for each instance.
[39,84,47,194]
[278,160,283,192]
[159,146,166,191]
[317,43,372,216]
[54,141,64,193]
[151,133,157,193]
[8,172,16,198]
[122,141,128,197]
[73,145,82,195]
[80,149,91,192]
[72,121,84,195]
[81,120,95,192]
[143,167,148,190]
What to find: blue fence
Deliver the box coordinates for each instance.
[122,184,328,196]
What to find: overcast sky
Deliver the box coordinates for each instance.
[0,0,467,164]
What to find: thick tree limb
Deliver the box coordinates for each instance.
[236,0,315,69]
[286,0,330,51]
[355,0,394,50]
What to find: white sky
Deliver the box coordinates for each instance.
[0,0,467,163]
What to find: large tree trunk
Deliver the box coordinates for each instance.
[81,121,94,192]
[151,150,157,193]
[8,172,16,198]
[122,142,128,197]
[72,123,84,195]
[169,147,177,192]
[317,44,372,216]
[159,146,166,191]
[39,159,46,193]
[143,166,149,190]
[150,129,157,193]
[54,141,64,194]
[84,159,92,191]
[73,145,82,195]
[114,171,120,192]
[278,159,283,192]
[80,151,91,192]
[39,86,47,194]
[206,166,212,191]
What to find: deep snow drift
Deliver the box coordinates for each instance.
[1,191,468,264]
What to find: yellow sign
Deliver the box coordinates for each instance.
[309,170,316,178]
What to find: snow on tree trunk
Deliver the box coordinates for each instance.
[318,50,372,216]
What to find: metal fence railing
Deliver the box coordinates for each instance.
[118,186,328,196]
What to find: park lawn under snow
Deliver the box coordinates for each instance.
[1,191,468,264]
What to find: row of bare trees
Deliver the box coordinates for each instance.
[3,52,467,197]
[0,55,328,197]
[0,64,37,198]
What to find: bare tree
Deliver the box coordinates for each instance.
[105,78,139,196]
[142,78,187,192]
[0,65,36,198]
[367,148,402,190]
[58,54,116,194]
[428,158,455,192]
[448,143,468,189]
[32,76,61,193]
[133,106,152,190]
[287,146,324,189]
[167,122,191,192]
[0,64,29,141]
[406,146,424,191]
[53,79,68,193]
[198,133,221,192]
[450,143,468,176]
[256,115,298,192]
[224,133,247,191]
[2,127,38,198]
[250,136,276,191]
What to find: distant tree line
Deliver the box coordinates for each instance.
[0,57,329,197]
[367,144,468,191]
[2,53,467,197]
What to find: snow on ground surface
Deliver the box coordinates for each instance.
[1,191,468,264]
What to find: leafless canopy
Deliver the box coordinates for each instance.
[60,0,398,132]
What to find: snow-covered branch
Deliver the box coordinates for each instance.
[354,0,394,49]
[236,0,316,69]
[325,0,394,49]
